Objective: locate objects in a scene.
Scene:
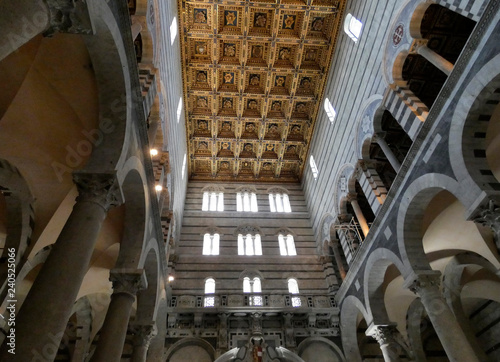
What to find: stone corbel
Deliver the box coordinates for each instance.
[44,0,94,36]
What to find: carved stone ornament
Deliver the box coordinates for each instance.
[473,200,500,250]
[73,171,124,211]
[367,325,397,346]
[130,324,157,348]
[110,269,147,297]
[404,271,441,295]
[44,0,94,36]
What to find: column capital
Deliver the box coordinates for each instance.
[346,193,358,203]
[366,324,398,345]
[472,200,500,249]
[110,269,147,297]
[409,39,429,54]
[403,270,441,295]
[73,171,123,211]
[130,323,157,348]
[43,0,94,36]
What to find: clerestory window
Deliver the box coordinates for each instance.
[202,191,224,211]
[243,277,262,306]
[238,234,262,256]
[344,14,362,43]
[269,193,292,213]
[278,234,297,256]
[324,98,337,123]
[236,192,258,212]
[288,278,301,307]
[202,233,220,255]
[204,278,215,307]
[310,155,319,180]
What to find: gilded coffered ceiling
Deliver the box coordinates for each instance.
[178,0,346,182]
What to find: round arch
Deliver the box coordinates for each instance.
[165,337,215,362]
[297,337,346,362]
[340,294,370,362]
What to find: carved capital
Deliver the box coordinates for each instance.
[130,324,156,348]
[110,269,147,297]
[346,193,358,203]
[366,324,398,346]
[473,200,500,249]
[403,271,441,295]
[44,0,94,36]
[73,172,123,211]
[409,39,429,54]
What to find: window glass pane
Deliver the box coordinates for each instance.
[252,295,263,306]
[238,234,245,255]
[291,296,301,307]
[204,296,215,307]
[286,235,296,256]
[250,193,258,212]
[283,194,292,213]
[205,278,215,294]
[209,192,217,211]
[202,192,209,211]
[288,279,299,294]
[269,194,276,212]
[310,155,319,179]
[254,234,262,255]
[243,192,250,211]
[203,233,211,255]
[243,277,251,293]
[276,194,284,212]
[278,234,287,255]
[245,234,254,255]
[218,192,224,211]
[253,277,262,293]
[236,193,243,212]
[212,234,220,255]
[349,16,363,39]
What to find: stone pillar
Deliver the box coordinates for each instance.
[130,324,156,362]
[0,172,122,361]
[412,40,454,76]
[283,313,295,348]
[0,0,93,62]
[92,270,147,362]
[472,200,500,252]
[330,240,347,280]
[404,272,479,362]
[348,195,370,237]
[372,134,401,172]
[366,324,401,362]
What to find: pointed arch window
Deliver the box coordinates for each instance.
[236,192,258,212]
[269,193,292,213]
[204,278,215,307]
[278,234,296,256]
[238,234,262,256]
[202,191,224,211]
[288,278,301,307]
[202,233,220,255]
[344,14,362,43]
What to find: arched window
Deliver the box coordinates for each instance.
[238,233,262,256]
[324,98,336,123]
[243,277,262,306]
[202,233,220,255]
[204,278,215,307]
[236,191,258,212]
[288,278,301,307]
[269,193,292,213]
[202,191,224,211]
[344,14,362,43]
[309,155,319,179]
[278,234,296,256]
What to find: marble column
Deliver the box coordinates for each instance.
[412,40,454,76]
[130,324,156,362]
[0,172,122,361]
[366,324,401,362]
[404,272,479,362]
[0,0,93,62]
[372,134,401,172]
[348,195,370,237]
[91,270,147,362]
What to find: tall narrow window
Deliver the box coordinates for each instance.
[288,278,301,307]
[202,233,220,255]
[310,155,319,179]
[204,278,215,307]
[278,234,297,256]
[238,234,262,256]
[344,14,362,42]
[269,193,292,213]
[243,277,262,306]
[236,192,258,212]
[324,98,336,123]
[170,16,178,45]
[202,191,224,211]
